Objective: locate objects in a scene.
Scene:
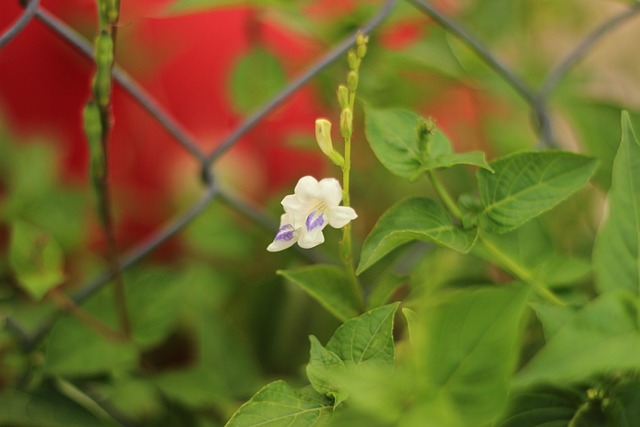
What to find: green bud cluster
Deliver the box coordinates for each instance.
[93,31,114,108]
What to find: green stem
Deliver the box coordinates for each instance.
[480,236,566,306]
[91,1,130,338]
[427,170,462,220]
[341,133,364,311]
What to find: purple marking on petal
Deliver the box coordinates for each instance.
[275,225,296,242]
[306,210,325,232]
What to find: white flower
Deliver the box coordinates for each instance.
[267,176,357,251]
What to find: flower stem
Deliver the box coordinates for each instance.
[89,0,131,338]
[479,236,566,305]
[341,133,363,311]
[426,170,462,220]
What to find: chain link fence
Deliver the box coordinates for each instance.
[2,0,640,361]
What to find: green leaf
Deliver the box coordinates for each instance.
[496,384,584,427]
[306,336,348,406]
[229,48,286,114]
[364,107,492,179]
[402,308,419,344]
[419,284,530,424]
[8,220,65,300]
[0,385,107,427]
[44,288,138,377]
[367,273,406,309]
[364,107,423,178]
[516,293,640,385]
[530,302,576,341]
[225,380,333,427]
[126,270,182,348]
[357,197,477,274]
[605,374,640,426]
[593,112,640,296]
[278,265,360,322]
[477,151,597,233]
[326,303,398,367]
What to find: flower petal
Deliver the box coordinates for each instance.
[298,227,325,249]
[281,194,305,213]
[267,215,299,252]
[294,176,321,203]
[318,178,343,207]
[328,206,357,229]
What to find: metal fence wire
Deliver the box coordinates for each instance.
[2,0,640,351]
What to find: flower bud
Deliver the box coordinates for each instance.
[416,116,436,155]
[337,85,349,110]
[356,33,368,58]
[340,108,353,139]
[316,119,344,167]
[315,119,334,156]
[347,50,358,71]
[347,71,358,92]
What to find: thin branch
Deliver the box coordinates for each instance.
[48,289,126,342]
[538,4,640,100]
[31,7,207,162]
[203,0,398,168]
[0,0,40,50]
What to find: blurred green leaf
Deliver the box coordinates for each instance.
[418,283,530,425]
[474,219,590,291]
[45,307,138,377]
[91,376,162,420]
[357,197,477,274]
[278,265,360,322]
[326,303,398,367]
[306,335,348,406]
[44,269,188,376]
[496,384,584,427]
[593,112,640,296]
[478,151,597,233]
[0,386,106,427]
[516,293,640,385]
[530,302,576,341]
[229,48,286,115]
[9,220,65,300]
[605,374,640,425]
[225,380,333,427]
[364,107,491,180]
[367,272,406,309]
[126,270,183,349]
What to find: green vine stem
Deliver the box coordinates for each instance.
[427,168,565,306]
[337,34,370,311]
[85,0,130,338]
